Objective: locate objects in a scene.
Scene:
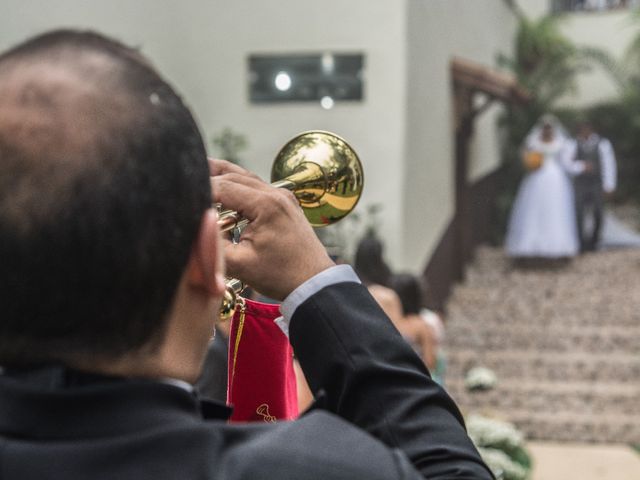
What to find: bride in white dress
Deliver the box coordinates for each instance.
[505,116,579,258]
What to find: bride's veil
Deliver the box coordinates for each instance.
[524,114,570,148]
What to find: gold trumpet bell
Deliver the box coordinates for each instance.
[217,131,364,321]
[270,131,364,227]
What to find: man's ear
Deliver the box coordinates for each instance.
[187,208,226,297]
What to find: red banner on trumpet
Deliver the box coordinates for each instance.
[227,299,298,423]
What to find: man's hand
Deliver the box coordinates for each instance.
[210,159,335,301]
[578,160,594,173]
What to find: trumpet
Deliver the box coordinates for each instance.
[217,131,364,320]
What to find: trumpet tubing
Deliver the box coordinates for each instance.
[217,131,364,320]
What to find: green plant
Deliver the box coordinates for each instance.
[212,127,248,165]
[498,15,588,106]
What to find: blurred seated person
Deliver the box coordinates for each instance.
[354,232,404,323]
[419,306,447,385]
[354,236,443,378]
[354,232,392,288]
[0,30,491,480]
[391,274,438,374]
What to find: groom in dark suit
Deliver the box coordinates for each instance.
[0,30,492,479]
[567,122,617,252]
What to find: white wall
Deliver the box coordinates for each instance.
[0,0,409,266]
[191,1,409,266]
[558,10,635,106]
[519,0,551,19]
[1,1,516,273]
[401,0,515,271]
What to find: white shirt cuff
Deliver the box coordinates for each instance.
[276,264,361,336]
[160,377,195,393]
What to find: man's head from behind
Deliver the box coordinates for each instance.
[0,30,222,378]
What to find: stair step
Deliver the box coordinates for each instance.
[445,382,640,416]
[500,411,640,443]
[445,329,640,353]
[445,350,640,379]
[446,308,640,326]
[444,246,640,442]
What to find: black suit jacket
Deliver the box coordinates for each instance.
[0,283,493,479]
[195,331,228,403]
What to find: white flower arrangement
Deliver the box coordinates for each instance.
[477,447,528,480]
[467,415,524,451]
[467,415,531,480]
[464,366,498,391]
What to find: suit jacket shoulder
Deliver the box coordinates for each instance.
[216,411,421,479]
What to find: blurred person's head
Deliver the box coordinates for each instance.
[577,121,594,140]
[354,233,392,287]
[0,30,225,381]
[541,122,554,141]
[391,273,423,316]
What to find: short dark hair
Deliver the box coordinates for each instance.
[354,234,392,287]
[391,273,423,316]
[0,30,210,365]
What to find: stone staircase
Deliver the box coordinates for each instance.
[444,247,640,443]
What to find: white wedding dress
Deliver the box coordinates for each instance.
[505,136,580,258]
